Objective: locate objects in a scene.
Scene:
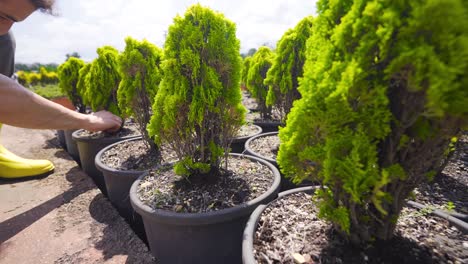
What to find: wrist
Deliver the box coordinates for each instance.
[76,112,92,131]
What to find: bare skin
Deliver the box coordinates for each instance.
[0,0,36,34]
[0,75,122,132]
[0,0,122,132]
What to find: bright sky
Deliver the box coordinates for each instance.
[11,0,317,64]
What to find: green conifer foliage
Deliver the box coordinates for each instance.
[246,46,274,119]
[39,67,59,85]
[118,37,163,152]
[76,63,91,108]
[264,16,313,122]
[147,4,245,177]
[58,57,86,113]
[278,0,468,244]
[241,56,252,88]
[83,46,121,116]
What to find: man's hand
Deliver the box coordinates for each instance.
[84,111,122,133]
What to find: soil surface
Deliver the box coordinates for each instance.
[242,90,259,111]
[246,111,283,124]
[254,192,467,264]
[414,134,468,214]
[75,119,140,139]
[248,134,280,160]
[242,92,284,124]
[137,156,275,213]
[101,138,177,171]
[236,124,262,138]
[0,125,153,264]
[253,134,468,264]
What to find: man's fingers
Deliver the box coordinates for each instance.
[87,111,123,132]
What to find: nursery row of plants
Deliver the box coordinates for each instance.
[17,66,59,87]
[54,1,467,263]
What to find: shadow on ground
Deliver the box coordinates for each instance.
[0,167,93,244]
[88,193,155,263]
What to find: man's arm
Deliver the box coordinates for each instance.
[0,74,122,132]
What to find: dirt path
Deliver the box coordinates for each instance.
[0,125,154,263]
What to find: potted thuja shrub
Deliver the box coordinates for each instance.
[95,37,168,220]
[264,16,313,125]
[73,46,140,194]
[57,57,86,163]
[244,0,468,263]
[129,5,281,264]
[246,17,314,190]
[240,56,258,112]
[246,47,281,132]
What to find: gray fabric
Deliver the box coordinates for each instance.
[0,31,15,77]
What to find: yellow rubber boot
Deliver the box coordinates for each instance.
[0,125,54,179]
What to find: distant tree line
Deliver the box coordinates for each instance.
[15,62,59,72]
[15,52,81,73]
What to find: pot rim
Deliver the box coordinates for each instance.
[72,128,140,143]
[244,131,279,165]
[95,136,146,176]
[242,186,318,264]
[231,124,263,143]
[130,153,281,226]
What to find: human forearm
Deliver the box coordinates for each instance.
[0,74,122,131]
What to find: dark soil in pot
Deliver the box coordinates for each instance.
[75,120,140,139]
[230,124,262,153]
[245,132,316,191]
[250,189,467,264]
[100,138,162,171]
[97,137,177,211]
[73,119,140,195]
[131,154,281,264]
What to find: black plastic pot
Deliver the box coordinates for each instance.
[73,129,139,196]
[64,129,80,164]
[57,130,67,150]
[244,132,278,166]
[242,186,317,264]
[253,120,283,133]
[95,136,148,242]
[242,187,468,264]
[245,132,316,191]
[95,137,147,211]
[130,153,281,264]
[230,124,262,154]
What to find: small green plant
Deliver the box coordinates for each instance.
[246,46,275,120]
[58,57,86,113]
[412,206,435,218]
[264,16,313,122]
[82,46,121,116]
[147,4,245,178]
[278,0,468,245]
[118,37,163,152]
[444,201,456,212]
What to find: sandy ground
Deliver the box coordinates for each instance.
[0,125,154,264]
